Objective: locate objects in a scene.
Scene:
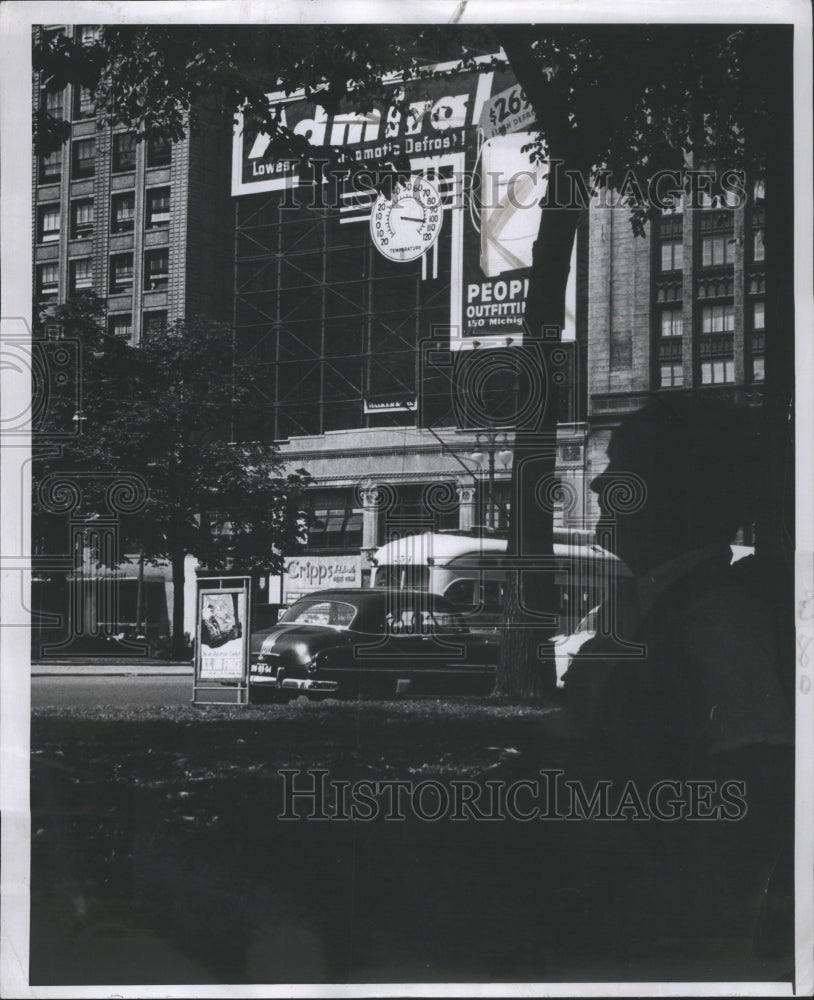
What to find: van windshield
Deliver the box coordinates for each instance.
[373,565,430,590]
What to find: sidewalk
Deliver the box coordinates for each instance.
[32,660,193,676]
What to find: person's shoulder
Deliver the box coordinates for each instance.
[683,554,787,620]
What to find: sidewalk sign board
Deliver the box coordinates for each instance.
[193,576,251,705]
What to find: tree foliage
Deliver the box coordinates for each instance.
[33,294,311,656]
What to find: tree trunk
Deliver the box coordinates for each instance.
[495,160,582,697]
[485,30,590,697]
[170,549,187,660]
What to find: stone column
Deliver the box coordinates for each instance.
[456,483,477,532]
[360,486,381,552]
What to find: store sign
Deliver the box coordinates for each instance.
[284,555,362,601]
[363,397,417,414]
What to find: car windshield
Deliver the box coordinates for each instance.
[278,600,357,629]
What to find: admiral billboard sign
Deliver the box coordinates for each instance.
[231,63,489,195]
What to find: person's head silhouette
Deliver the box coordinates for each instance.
[591,396,757,574]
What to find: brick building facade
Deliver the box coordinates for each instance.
[584,189,767,529]
[33,25,232,340]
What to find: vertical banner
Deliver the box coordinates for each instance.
[463,130,546,342]
[194,580,250,704]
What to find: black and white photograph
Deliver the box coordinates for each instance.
[1,0,812,995]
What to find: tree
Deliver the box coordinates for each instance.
[33,24,791,690]
[33,295,311,659]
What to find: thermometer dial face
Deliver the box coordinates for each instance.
[370,176,442,262]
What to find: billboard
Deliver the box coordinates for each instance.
[231,63,574,350]
[232,67,488,196]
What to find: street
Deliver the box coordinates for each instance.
[32,673,193,709]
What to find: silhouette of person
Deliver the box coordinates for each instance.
[561,396,793,969]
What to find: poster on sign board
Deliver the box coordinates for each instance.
[196,588,248,682]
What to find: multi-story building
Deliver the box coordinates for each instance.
[584,186,767,530]
[32,24,233,649]
[33,25,233,339]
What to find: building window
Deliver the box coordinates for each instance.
[42,88,64,120]
[37,204,60,243]
[112,133,137,173]
[70,199,94,239]
[660,193,683,215]
[70,258,93,292]
[305,500,364,550]
[145,187,170,229]
[753,228,765,262]
[77,25,101,46]
[701,303,735,334]
[659,363,684,388]
[109,253,134,293]
[753,300,765,330]
[753,179,765,202]
[39,148,62,184]
[108,313,133,340]
[37,262,59,298]
[697,276,734,299]
[660,241,682,272]
[700,359,735,385]
[701,234,735,267]
[110,192,135,234]
[752,356,765,382]
[660,308,683,338]
[144,249,169,290]
[142,310,168,336]
[73,85,94,119]
[146,135,171,168]
[71,137,95,179]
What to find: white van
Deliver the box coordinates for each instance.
[370,529,626,633]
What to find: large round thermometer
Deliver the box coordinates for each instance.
[370,175,442,262]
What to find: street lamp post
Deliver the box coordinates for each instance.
[470,430,513,531]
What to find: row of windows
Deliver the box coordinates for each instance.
[658,301,765,337]
[112,249,170,292]
[658,180,765,215]
[37,189,171,243]
[659,231,764,272]
[41,84,94,121]
[659,357,764,388]
[107,311,167,340]
[36,249,170,297]
[38,134,171,184]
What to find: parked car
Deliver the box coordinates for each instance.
[250,588,500,700]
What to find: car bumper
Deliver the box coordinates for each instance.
[250,671,339,693]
